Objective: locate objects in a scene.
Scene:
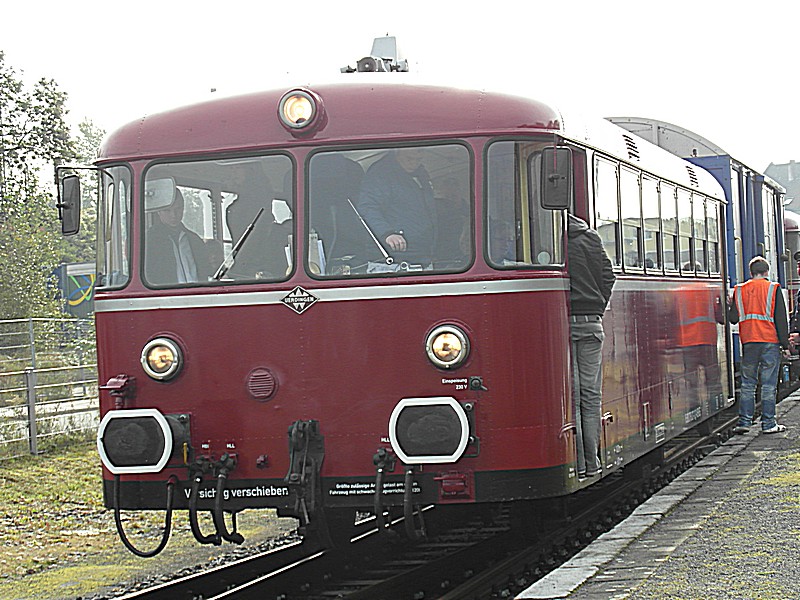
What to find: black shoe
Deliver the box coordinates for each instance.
[732,425,750,435]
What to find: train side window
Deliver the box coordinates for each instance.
[620,166,642,270]
[97,166,132,289]
[761,185,776,275]
[642,175,661,271]
[661,182,678,272]
[486,140,562,269]
[693,194,708,275]
[677,188,693,274]
[708,201,720,274]
[594,157,620,267]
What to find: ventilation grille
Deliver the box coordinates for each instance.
[247,368,277,400]
[622,134,640,161]
[685,165,699,187]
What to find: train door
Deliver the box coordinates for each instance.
[755,177,782,284]
[590,153,622,474]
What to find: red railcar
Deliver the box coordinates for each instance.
[64,82,731,551]
[785,210,800,314]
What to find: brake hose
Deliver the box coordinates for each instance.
[213,469,244,544]
[189,474,221,545]
[113,475,175,558]
[403,467,425,540]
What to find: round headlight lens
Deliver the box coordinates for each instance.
[141,338,183,381]
[426,325,470,369]
[278,90,317,129]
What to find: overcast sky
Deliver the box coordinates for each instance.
[3,0,797,172]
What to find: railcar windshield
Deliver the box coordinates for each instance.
[306,143,471,277]
[142,155,293,287]
[97,166,132,289]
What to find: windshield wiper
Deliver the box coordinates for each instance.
[347,199,393,265]
[212,207,265,280]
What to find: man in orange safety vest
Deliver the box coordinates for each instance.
[728,256,789,434]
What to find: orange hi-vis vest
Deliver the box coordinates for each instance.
[677,288,717,347]
[734,278,780,344]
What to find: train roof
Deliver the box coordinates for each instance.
[559,113,724,199]
[606,116,728,157]
[606,116,784,192]
[98,82,561,159]
[98,82,724,200]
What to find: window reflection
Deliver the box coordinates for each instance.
[620,166,642,269]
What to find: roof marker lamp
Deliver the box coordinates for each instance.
[426,325,470,370]
[141,338,183,381]
[278,89,322,132]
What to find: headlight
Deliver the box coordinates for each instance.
[278,89,321,130]
[426,325,470,369]
[141,338,183,381]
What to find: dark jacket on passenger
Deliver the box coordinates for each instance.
[567,215,616,316]
[145,220,211,286]
[358,153,436,264]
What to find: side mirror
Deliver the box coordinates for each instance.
[59,174,82,235]
[539,147,573,210]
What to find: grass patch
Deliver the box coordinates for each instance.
[0,440,296,599]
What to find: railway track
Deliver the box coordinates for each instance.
[117,392,796,600]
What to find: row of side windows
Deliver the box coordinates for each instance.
[594,156,720,276]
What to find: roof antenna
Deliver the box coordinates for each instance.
[341,36,409,73]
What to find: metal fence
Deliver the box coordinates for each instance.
[0,318,97,460]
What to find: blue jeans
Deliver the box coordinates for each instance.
[739,342,780,430]
[571,318,605,474]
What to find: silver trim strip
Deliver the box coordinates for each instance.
[94,278,569,313]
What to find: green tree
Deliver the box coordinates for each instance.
[0,51,76,319]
